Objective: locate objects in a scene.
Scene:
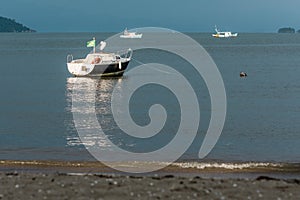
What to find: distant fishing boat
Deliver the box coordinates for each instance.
[212,26,238,38]
[67,38,132,77]
[120,28,143,39]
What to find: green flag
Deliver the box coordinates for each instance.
[87,39,95,47]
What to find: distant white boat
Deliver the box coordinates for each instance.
[120,28,143,39]
[212,26,238,38]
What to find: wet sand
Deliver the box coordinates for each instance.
[1,160,300,199]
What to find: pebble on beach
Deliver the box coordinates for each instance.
[0,173,298,200]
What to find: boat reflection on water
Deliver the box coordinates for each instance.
[65,73,181,158]
[65,77,125,149]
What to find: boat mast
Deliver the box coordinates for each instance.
[93,37,96,53]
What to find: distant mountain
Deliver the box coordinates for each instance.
[0,16,35,32]
[278,27,295,33]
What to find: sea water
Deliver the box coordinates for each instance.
[1,32,300,170]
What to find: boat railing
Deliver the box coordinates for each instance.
[116,48,133,60]
[67,54,73,63]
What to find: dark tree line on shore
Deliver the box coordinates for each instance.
[0,16,35,32]
[278,27,300,33]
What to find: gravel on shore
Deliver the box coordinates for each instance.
[0,172,300,200]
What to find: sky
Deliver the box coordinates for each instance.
[1,0,299,32]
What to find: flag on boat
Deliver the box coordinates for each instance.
[87,39,96,47]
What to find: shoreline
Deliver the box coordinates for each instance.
[1,160,300,179]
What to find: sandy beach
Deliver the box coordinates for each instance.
[0,160,300,199]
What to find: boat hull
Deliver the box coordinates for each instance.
[212,33,238,38]
[67,61,130,77]
[120,34,143,39]
[90,61,130,77]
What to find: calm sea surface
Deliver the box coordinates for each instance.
[1,32,300,167]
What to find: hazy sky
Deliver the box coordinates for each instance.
[1,0,299,32]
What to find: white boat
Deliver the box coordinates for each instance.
[67,40,132,77]
[212,26,238,38]
[120,28,143,39]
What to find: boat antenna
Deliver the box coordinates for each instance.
[214,25,219,33]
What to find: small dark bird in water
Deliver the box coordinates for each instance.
[240,72,247,77]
